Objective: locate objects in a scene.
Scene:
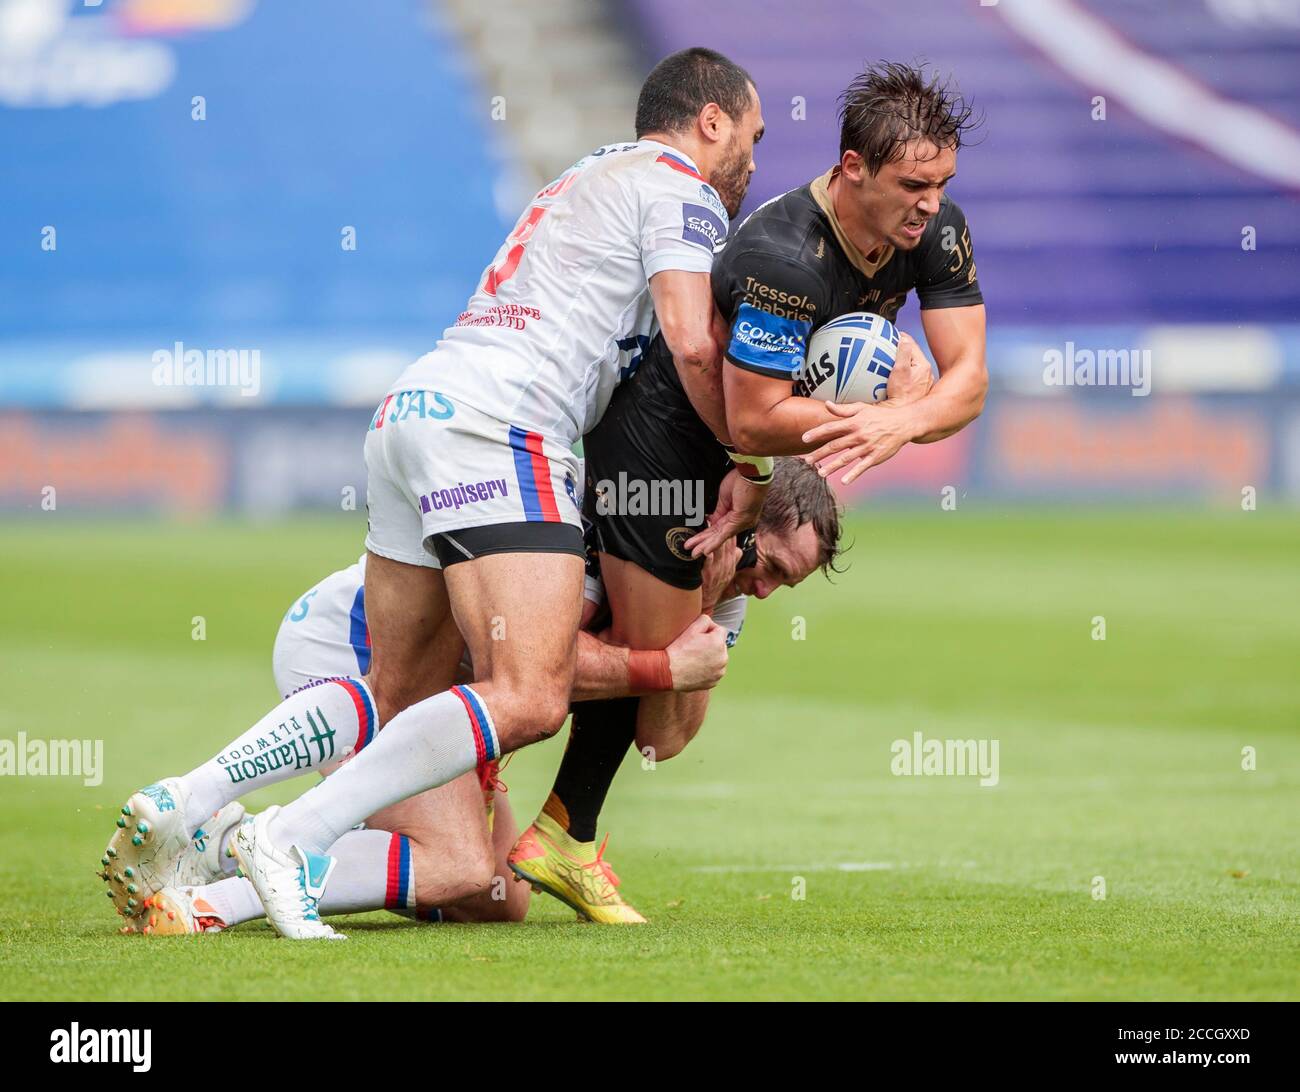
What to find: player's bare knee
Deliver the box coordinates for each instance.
[637,729,684,761]
[474,868,527,921]
[492,680,571,746]
[464,827,498,900]
[533,692,572,739]
[456,860,496,904]
[636,706,704,762]
[413,835,494,906]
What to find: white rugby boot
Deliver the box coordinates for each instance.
[99,778,193,921]
[232,806,345,941]
[168,801,245,887]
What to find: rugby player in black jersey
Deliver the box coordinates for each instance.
[507,62,988,922]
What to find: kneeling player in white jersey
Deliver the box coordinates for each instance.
[100,48,766,939]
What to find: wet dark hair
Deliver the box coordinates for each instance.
[757,457,843,578]
[635,47,755,138]
[838,61,979,175]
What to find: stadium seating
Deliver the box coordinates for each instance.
[622,0,1300,323]
[0,1,508,342]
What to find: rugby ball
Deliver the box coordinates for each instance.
[793,311,900,403]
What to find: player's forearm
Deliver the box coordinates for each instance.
[672,342,732,445]
[906,354,988,443]
[728,393,834,456]
[652,271,732,443]
[570,630,637,701]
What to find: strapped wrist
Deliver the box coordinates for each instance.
[628,648,674,692]
[723,444,775,485]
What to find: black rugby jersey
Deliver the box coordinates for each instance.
[718,167,982,380]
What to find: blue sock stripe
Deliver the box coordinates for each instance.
[334,677,376,750]
[398,834,412,908]
[455,684,498,762]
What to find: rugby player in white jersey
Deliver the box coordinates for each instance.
[100,48,767,939]
[124,462,833,935]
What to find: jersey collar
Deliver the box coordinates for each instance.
[809,167,895,278]
[639,139,706,182]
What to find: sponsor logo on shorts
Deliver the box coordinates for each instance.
[664,527,694,561]
[681,202,726,252]
[594,471,704,526]
[369,390,455,430]
[420,477,510,514]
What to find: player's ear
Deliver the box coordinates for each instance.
[840,149,865,184]
[698,101,725,143]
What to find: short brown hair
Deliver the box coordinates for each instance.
[838,61,978,175]
[757,457,843,577]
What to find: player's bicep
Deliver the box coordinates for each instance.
[920,303,986,375]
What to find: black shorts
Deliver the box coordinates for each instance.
[430,520,585,568]
[582,344,732,590]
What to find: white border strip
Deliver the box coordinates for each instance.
[995,0,1300,188]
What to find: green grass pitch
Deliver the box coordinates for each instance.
[1,508,1296,1001]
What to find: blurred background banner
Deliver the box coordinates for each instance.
[2,0,1299,514]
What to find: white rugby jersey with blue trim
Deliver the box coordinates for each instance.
[388,140,728,445]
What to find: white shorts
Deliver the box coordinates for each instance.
[363,390,582,569]
[272,558,370,697]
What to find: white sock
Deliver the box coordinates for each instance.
[189,830,413,924]
[178,677,377,833]
[269,685,498,856]
[189,875,265,928]
[324,829,416,913]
